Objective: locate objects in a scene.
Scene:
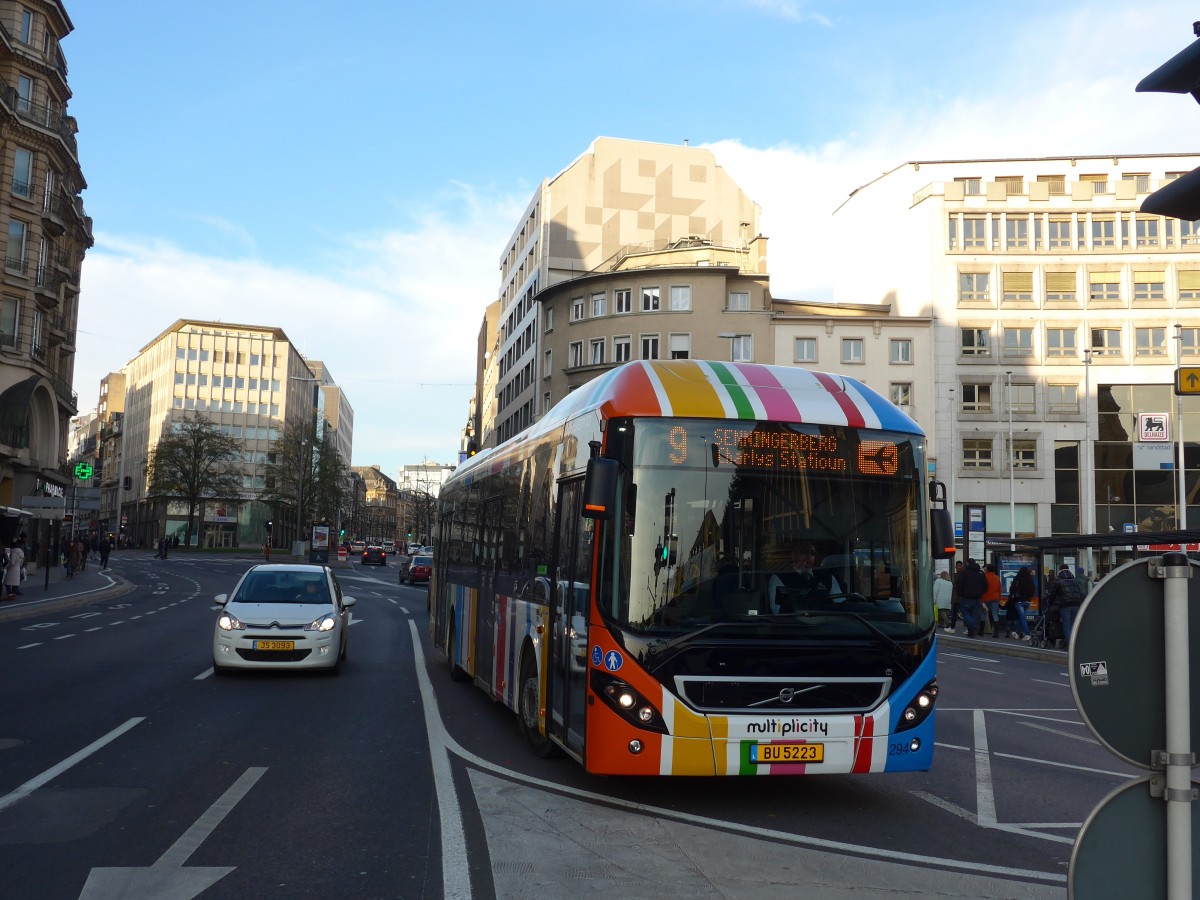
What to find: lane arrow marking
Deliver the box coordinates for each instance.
[79,766,266,900]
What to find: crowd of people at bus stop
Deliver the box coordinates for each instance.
[936,557,1086,647]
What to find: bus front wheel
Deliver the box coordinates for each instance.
[518,652,556,757]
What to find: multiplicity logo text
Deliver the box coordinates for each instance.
[746,717,829,737]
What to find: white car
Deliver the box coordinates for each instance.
[212,564,356,675]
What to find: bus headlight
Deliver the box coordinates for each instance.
[895,677,937,733]
[591,670,668,733]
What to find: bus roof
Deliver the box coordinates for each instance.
[454,361,924,485]
[545,360,922,434]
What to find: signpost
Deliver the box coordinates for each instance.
[1176,366,1200,396]
[1069,555,1198,898]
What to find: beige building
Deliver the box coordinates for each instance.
[0,0,91,531]
[115,319,352,548]
[486,137,765,446]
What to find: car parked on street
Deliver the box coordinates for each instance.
[399,554,432,585]
[211,564,354,675]
[361,545,386,566]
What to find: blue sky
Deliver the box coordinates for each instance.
[62,1,1200,473]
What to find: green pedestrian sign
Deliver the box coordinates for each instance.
[74,462,93,480]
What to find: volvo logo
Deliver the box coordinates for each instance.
[778,687,796,703]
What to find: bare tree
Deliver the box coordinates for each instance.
[145,414,243,546]
[261,417,348,539]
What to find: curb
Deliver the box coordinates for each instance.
[0,573,136,623]
[938,631,1067,664]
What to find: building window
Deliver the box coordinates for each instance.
[1091,217,1116,247]
[591,293,606,317]
[1048,217,1073,248]
[615,288,631,314]
[1180,271,1200,301]
[956,177,983,195]
[1005,216,1029,249]
[0,296,17,347]
[543,391,551,413]
[1002,271,1032,303]
[962,438,993,470]
[1136,216,1161,247]
[12,148,32,198]
[1088,273,1121,304]
[1133,272,1165,303]
[640,334,660,359]
[1045,271,1076,302]
[30,307,41,357]
[890,339,912,364]
[728,291,750,311]
[1048,383,1079,414]
[544,307,553,332]
[794,337,817,363]
[960,327,991,357]
[1180,221,1200,247]
[1003,327,1034,357]
[571,298,584,321]
[890,383,912,408]
[1038,175,1067,195]
[614,336,631,362]
[6,220,26,272]
[1011,439,1037,470]
[19,9,32,43]
[962,216,986,249]
[642,287,660,311]
[544,349,552,376]
[962,383,992,412]
[1046,327,1077,358]
[1135,327,1168,357]
[589,339,605,365]
[1009,383,1036,414]
[668,333,690,359]
[1090,328,1123,357]
[569,341,583,368]
[731,335,752,362]
[841,338,863,364]
[669,286,691,311]
[959,272,989,303]
[1180,326,1200,358]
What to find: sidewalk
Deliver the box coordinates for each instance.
[0,553,134,622]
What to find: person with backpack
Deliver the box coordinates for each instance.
[1006,566,1035,640]
[1045,564,1085,644]
[982,563,1003,638]
[954,558,989,638]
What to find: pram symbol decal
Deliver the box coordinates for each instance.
[1079,661,1109,686]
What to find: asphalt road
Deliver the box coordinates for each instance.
[0,553,1143,898]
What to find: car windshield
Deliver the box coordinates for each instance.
[413,556,432,566]
[233,570,331,604]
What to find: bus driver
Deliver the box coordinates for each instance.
[768,540,844,613]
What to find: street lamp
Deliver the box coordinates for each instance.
[1175,324,1188,530]
[1006,371,1015,551]
[295,437,309,553]
[1082,347,1095,580]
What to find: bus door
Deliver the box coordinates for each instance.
[549,477,592,754]
[475,496,502,690]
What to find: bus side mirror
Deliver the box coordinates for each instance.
[581,457,619,520]
[928,480,956,559]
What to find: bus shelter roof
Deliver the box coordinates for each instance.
[985,530,1200,553]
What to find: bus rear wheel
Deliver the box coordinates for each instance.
[518,652,556,757]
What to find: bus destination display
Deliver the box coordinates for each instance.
[663,423,902,477]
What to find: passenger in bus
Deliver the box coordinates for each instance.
[767,540,844,613]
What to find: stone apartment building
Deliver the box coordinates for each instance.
[0,0,90,537]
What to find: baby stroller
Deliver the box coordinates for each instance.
[1028,601,1064,649]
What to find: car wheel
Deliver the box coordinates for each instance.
[518,651,556,757]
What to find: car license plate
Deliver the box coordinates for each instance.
[751,742,824,764]
[254,640,294,651]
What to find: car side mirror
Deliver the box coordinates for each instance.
[214,593,228,606]
[341,595,357,607]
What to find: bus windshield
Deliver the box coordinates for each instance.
[598,418,932,640]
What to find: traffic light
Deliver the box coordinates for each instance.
[264,520,273,536]
[1138,24,1200,219]
[339,528,345,538]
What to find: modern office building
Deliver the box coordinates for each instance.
[114,319,352,548]
[831,154,1200,569]
[485,137,765,447]
[0,0,91,533]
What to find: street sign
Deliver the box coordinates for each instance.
[1176,366,1200,395]
[1070,557,1200,769]
[20,495,65,510]
[75,499,101,511]
[1070,776,1200,897]
[76,487,101,500]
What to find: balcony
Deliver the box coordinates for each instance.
[0,83,79,161]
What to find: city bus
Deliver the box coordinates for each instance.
[431,360,953,776]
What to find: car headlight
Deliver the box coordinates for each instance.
[305,614,337,632]
[217,612,245,631]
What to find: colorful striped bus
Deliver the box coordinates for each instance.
[431,360,952,775]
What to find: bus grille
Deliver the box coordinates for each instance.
[673,676,890,714]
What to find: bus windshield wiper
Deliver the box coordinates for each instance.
[764,607,912,677]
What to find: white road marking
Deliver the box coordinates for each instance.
[991,751,1130,777]
[17,643,41,649]
[0,717,145,812]
[157,767,266,867]
[973,709,997,826]
[53,634,76,640]
[1032,678,1071,688]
